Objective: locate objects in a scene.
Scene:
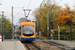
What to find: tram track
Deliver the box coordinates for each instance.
[36,37,75,50]
[42,41,71,50]
[16,36,75,50]
[24,42,42,50]
[16,37,42,50]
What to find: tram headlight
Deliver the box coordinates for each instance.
[21,36,24,38]
[33,36,35,38]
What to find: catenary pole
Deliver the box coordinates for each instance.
[12,6,14,39]
[37,14,38,35]
[70,12,72,41]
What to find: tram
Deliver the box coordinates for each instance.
[19,22,36,42]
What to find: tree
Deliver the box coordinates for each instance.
[58,4,75,27]
[33,0,61,36]
[57,4,75,40]
[0,15,12,35]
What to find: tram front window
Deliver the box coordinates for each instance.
[22,25,34,36]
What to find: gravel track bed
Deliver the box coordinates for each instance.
[33,41,62,50]
[26,43,38,50]
[23,44,28,50]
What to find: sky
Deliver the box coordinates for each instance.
[0,0,75,25]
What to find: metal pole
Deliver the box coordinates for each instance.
[51,20,53,40]
[5,16,6,39]
[47,0,49,39]
[51,6,53,40]
[37,15,38,35]
[70,13,72,41]
[2,11,4,41]
[12,6,14,39]
[58,25,60,40]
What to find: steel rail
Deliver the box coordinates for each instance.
[31,42,42,50]
[24,42,42,50]
[36,37,75,50]
[24,43,31,50]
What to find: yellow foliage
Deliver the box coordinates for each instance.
[58,4,75,26]
[41,28,44,32]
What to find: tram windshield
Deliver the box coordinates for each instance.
[22,25,34,36]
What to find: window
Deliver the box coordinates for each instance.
[22,25,34,36]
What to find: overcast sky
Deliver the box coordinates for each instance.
[0,0,75,25]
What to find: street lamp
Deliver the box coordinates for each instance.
[4,16,6,39]
[70,12,72,41]
[2,11,4,41]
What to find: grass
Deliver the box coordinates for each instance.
[45,37,51,39]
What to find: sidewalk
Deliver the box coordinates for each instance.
[0,39,25,50]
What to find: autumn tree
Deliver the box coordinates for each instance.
[57,4,75,40]
[33,0,61,36]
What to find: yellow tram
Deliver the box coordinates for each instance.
[21,22,36,42]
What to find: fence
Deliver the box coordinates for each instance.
[5,34,12,39]
[53,35,70,40]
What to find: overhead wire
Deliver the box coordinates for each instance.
[13,0,27,18]
[23,0,32,18]
[27,0,32,9]
[23,0,28,8]
[13,0,32,18]
[13,7,24,18]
